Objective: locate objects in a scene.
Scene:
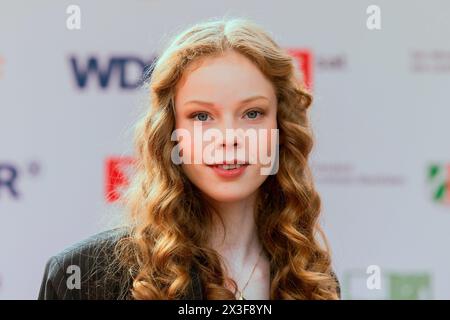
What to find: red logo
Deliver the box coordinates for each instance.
[105,156,135,202]
[287,49,313,90]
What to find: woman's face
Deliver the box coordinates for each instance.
[174,50,278,203]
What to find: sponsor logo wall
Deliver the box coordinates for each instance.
[1,1,449,299]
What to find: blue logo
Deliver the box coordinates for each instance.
[69,55,156,90]
[0,161,41,200]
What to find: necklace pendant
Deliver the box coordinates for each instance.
[238,292,246,300]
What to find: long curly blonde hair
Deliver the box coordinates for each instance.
[115,17,340,300]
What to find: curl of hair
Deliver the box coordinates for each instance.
[115,17,340,300]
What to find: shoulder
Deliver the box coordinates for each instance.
[38,227,132,300]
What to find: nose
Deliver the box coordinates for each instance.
[214,117,244,158]
[220,134,239,149]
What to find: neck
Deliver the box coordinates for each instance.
[206,191,263,271]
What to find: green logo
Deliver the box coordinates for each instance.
[428,164,450,204]
[344,270,432,299]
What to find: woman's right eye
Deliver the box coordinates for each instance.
[191,112,211,121]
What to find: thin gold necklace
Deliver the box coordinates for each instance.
[236,246,264,300]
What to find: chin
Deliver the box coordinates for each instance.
[203,188,256,203]
[183,164,266,203]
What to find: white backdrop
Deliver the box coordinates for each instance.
[1,0,449,299]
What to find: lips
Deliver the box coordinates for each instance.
[207,161,249,178]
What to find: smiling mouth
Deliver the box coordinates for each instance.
[206,159,250,171]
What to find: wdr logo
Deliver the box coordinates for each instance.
[0,161,41,200]
[428,163,450,205]
[69,55,156,90]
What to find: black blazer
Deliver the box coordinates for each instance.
[38,227,203,300]
[38,228,340,300]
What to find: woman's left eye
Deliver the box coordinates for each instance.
[245,110,263,119]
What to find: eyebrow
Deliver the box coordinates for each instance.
[183,95,269,107]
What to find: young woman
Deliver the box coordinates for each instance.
[38,18,340,300]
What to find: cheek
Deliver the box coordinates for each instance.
[181,163,196,179]
[255,121,278,164]
[174,118,202,164]
[180,164,205,192]
[178,135,205,165]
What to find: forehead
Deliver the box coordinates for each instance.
[175,50,276,106]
